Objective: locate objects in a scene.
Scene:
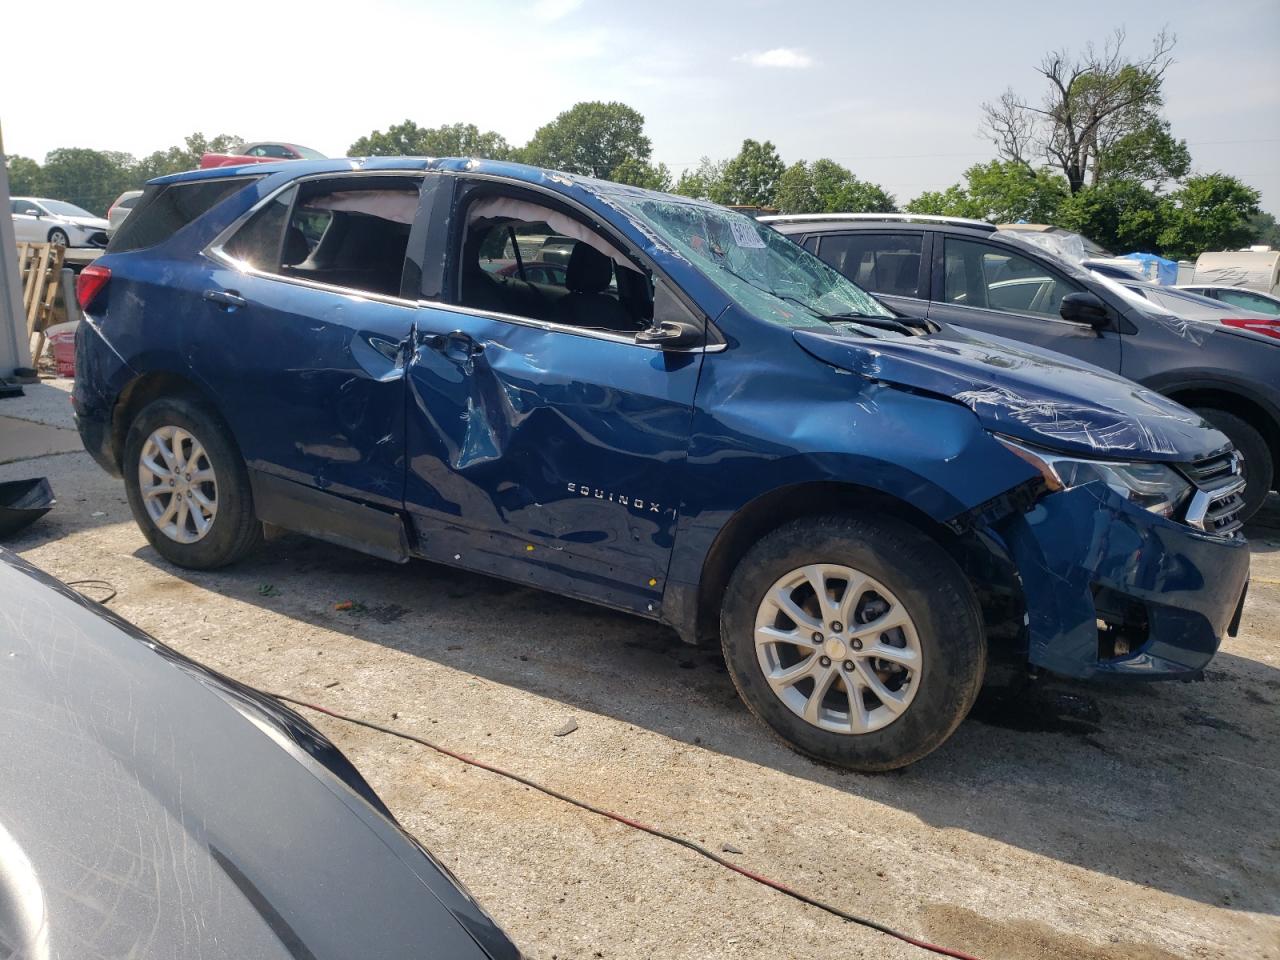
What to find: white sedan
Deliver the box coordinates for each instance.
[10,197,111,247]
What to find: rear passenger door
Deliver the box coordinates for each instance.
[810,231,930,317]
[196,173,423,517]
[926,236,1122,372]
[402,182,704,615]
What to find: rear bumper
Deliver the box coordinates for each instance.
[71,319,126,477]
[998,481,1251,679]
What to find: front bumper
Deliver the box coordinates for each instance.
[996,481,1250,679]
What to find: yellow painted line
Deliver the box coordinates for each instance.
[1251,577,1280,585]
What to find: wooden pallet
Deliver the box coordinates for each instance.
[16,242,67,364]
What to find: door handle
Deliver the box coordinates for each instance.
[425,330,484,359]
[203,289,247,310]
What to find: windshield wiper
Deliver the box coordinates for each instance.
[822,312,925,336]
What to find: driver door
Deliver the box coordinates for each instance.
[403,187,705,615]
[11,200,42,242]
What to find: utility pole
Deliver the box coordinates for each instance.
[0,119,34,380]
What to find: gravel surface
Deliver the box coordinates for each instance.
[3,381,1278,960]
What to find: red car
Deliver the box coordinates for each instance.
[200,142,326,169]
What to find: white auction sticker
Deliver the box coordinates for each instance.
[728,218,766,248]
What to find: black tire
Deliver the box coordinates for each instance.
[1194,408,1272,522]
[721,514,986,772]
[47,228,68,246]
[123,396,261,568]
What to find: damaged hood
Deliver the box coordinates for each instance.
[794,327,1228,461]
[0,552,517,960]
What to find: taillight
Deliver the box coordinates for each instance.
[76,264,111,310]
[1222,317,1280,341]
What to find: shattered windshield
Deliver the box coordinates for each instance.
[614,196,894,329]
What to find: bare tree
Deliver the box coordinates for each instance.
[981,28,1177,193]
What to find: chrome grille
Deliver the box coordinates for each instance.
[1181,451,1245,537]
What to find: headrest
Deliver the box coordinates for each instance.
[566,242,613,294]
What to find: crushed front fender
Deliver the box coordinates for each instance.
[995,481,1250,679]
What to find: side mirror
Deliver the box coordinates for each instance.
[1060,292,1110,330]
[30,209,43,219]
[635,320,703,350]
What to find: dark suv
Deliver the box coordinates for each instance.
[74,159,1250,771]
[765,214,1280,519]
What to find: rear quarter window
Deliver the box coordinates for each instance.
[108,177,258,253]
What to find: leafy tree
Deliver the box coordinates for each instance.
[1157,173,1261,260]
[5,156,45,195]
[135,132,241,181]
[40,148,137,216]
[520,102,650,178]
[906,160,1068,224]
[349,120,511,159]
[607,157,672,191]
[1056,179,1166,252]
[671,157,726,200]
[982,28,1181,192]
[776,159,894,213]
[716,139,785,207]
[1247,210,1280,248]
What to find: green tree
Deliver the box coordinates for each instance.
[135,132,242,180]
[716,139,785,206]
[776,159,895,213]
[1056,180,1166,252]
[40,148,136,216]
[1247,210,1280,248]
[607,157,672,191]
[349,120,511,159]
[982,28,1181,193]
[906,160,1068,224]
[520,101,651,178]
[1157,173,1261,260]
[671,157,726,200]
[5,155,45,195]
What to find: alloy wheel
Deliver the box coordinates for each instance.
[138,425,218,543]
[754,563,922,734]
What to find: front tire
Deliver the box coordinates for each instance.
[47,228,69,246]
[123,396,261,568]
[721,514,986,772]
[1194,408,1272,521]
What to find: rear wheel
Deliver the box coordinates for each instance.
[721,514,986,771]
[123,396,261,568]
[1193,408,1272,521]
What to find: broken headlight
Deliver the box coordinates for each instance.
[995,436,1192,518]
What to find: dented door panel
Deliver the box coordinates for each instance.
[404,305,700,613]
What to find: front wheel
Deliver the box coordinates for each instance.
[123,396,262,568]
[721,514,986,772]
[47,228,69,246]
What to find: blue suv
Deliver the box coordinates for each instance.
[73,158,1251,770]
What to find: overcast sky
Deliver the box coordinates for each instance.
[3,0,1278,212]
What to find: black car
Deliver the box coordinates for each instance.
[0,549,520,960]
[765,214,1280,519]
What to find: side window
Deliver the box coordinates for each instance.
[944,238,1080,317]
[1217,288,1274,313]
[223,186,294,269]
[108,178,258,254]
[223,177,420,298]
[12,200,39,215]
[800,235,819,254]
[458,194,672,337]
[815,233,922,298]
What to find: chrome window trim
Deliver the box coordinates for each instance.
[202,168,720,353]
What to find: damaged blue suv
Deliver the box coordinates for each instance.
[74,158,1251,770]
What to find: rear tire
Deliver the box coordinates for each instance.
[721,514,986,772]
[123,396,261,568]
[1194,408,1272,522]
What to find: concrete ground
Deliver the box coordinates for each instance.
[2,380,1278,960]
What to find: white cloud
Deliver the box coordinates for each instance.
[735,48,814,69]
[532,0,584,21]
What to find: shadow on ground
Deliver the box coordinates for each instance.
[97,503,1280,919]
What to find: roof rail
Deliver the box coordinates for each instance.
[757,212,997,232]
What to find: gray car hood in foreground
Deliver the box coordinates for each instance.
[794,326,1230,462]
[0,551,518,960]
